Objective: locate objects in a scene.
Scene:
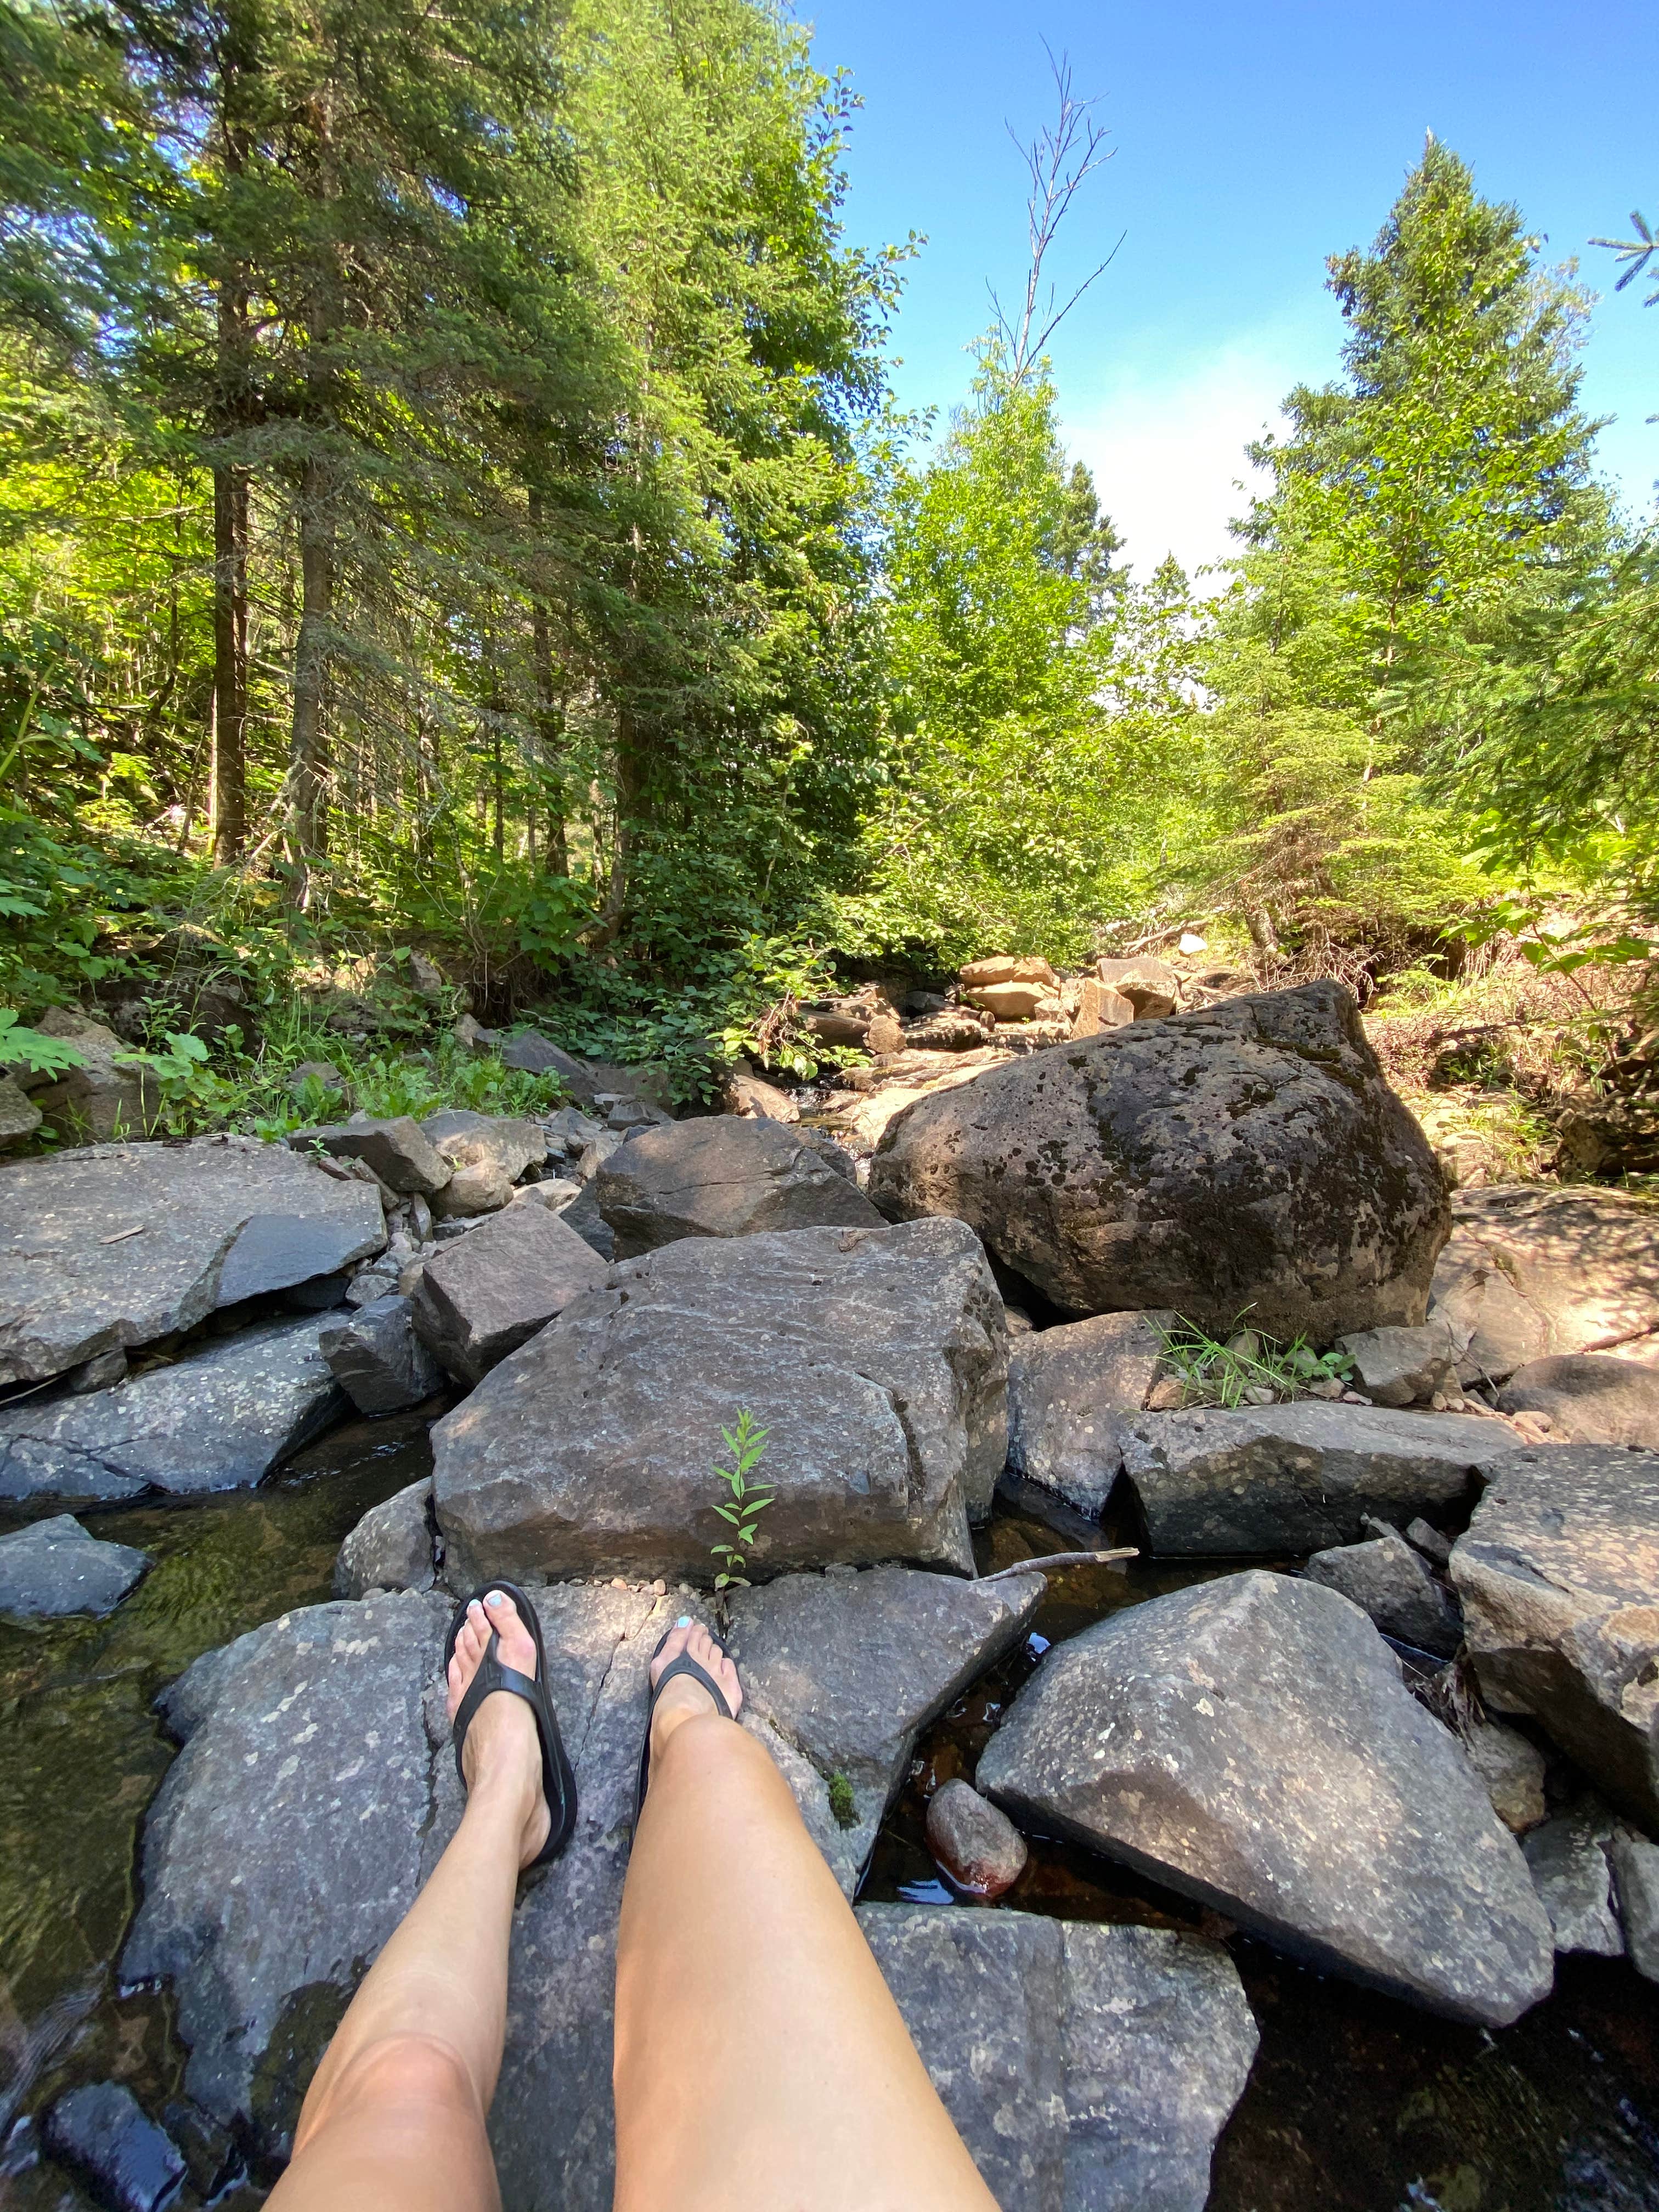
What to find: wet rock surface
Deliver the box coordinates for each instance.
[1006,1310,1173,1518]
[1302,1527,1463,1656]
[1116,1401,1514,1554]
[334,1476,436,1596]
[856,1906,1259,2212]
[978,1569,1555,2025]
[1497,1352,1659,1446]
[410,1202,607,1385]
[42,2081,185,2212]
[0,1315,347,1500]
[319,1292,444,1415]
[923,1778,1028,1897]
[0,1513,150,1616]
[0,1136,385,1386]
[595,1115,882,1258]
[1451,1444,1659,1827]
[432,1219,1008,1587]
[868,982,1450,1339]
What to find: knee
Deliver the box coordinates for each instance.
[297,2029,484,2150]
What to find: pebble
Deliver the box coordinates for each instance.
[925,1779,1028,1899]
[651,1579,667,1595]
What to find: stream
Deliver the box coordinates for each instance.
[1,1430,1655,2210]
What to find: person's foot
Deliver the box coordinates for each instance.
[650,1618,743,1762]
[446,1590,551,1869]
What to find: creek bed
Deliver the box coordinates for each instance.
[0,1438,1656,2209]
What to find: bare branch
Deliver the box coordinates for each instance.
[991,43,1116,386]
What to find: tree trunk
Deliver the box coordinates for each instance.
[286,452,334,906]
[210,455,248,861]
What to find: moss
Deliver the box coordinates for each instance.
[827,1771,857,1829]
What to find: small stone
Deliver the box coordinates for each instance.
[408,1194,433,1242]
[0,1070,42,1144]
[345,1268,400,1308]
[0,1514,150,1616]
[1461,1716,1548,1835]
[1303,1528,1463,1657]
[68,1347,129,1394]
[1522,1799,1624,1956]
[1146,1374,1185,1410]
[1243,1384,1275,1406]
[319,1294,444,1418]
[1336,1322,1457,1408]
[1610,1832,1659,1983]
[651,1579,667,1595]
[611,1576,627,1588]
[924,1779,1028,1898]
[1403,1516,1454,1568]
[1430,1391,1448,1411]
[44,2082,186,2212]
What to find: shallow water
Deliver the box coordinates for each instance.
[0,1440,1655,2209]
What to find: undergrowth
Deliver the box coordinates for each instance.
[1153,1319,1356,1408]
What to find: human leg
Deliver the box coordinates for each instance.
[612,1622,998,2212]
[267,1590,551,2212]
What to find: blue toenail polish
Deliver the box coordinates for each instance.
[485,1591,502,1605]
[676,1615,691,1627]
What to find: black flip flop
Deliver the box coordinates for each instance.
[633,1623,734,1834]
[445,1581,578,1869]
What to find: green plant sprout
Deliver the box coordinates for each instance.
[1153,1315,1355,1410]
[710,1409,774,1591]
[0,1011,84,1076]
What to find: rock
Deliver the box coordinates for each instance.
[576,1131,624,1181]
[498,1031,596,1098]
[1460,1716,1549,1834]
[1497,1352,1659,1446]
[865,1006,905,1056]
[0,1136,383,1387]
[1116,1401,1515,1555]
[1610,1832,1659,1982]
[557,1182,613,1260]
[924,1778,1028,1897]
[960,955,1059,990]
[978,1570,1554,2025]
[318,1293,445,1416]
[292,1115,453,1198]
[1006,1310,1176,1518]
[410,1202,607,1386]
[725,1063,800,1122]
[1404,1515,1455,1567]
[543,1105,604,1152]
[68,1347,129,1393]
[595,1116,884,1260]
[508,1178,581,1213]
[0,1316,347,1500]
[855,1909,1257,2212]
[1097,957,1181,1018]
[869,981,1451,1340]
[421,1108,546,1186]
[43,2084,185,2212]
[1303,1528,1463,1656]
[803,1007,869,1047]
[334,1476,436,1595]
[1071,978,1136,1036]
[29,1008,159,1144]
[963,980,1049,1021]
[432,1217,1008,1587]
[286,1059,348,1107]
[1336,1321,1457,1407]
[429,1158,514,1216]
[0,1513,149,1615]
[1451,1444,1659,1827]
[1523,1799,1624,1956]
[345,1265,400,1307]
[0,1072,42,1144]
[900,1009,995,1052]
[1430,1184,1659,1383]
[724,1564,1043,1892]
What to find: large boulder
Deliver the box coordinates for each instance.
[1429,1184,1659,1383]
[432,1218,1008,1588]
[1006,1310,1174,1517]
[0,1316,347,1500]
[856,1908,1257,2212]
[0,1513,149,1616]
[410,1203,607,1385]
[1497,1353,1659,1446]
[27,1007,157,1144]
[0,1137,386,1386]
[595,1116,883,1259]
[1451,1444,1659,1827]
[978,1570,1555,2026]
[1115,1401,1515,1554]
[868,981,1450,1339]
[724,1564,1043,1893]
[319,1293,445,1415]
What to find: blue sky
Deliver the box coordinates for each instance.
[803,0,1659,580]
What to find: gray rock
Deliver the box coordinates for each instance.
[410,1201,607,1386]
[1336,1322,1457,1407]
[1610,1831,1659,1982]
[344,1265,400,1307]
[292,1115,453,1197]
[1498,1352,1659,1446]
[28,1008,158,1144]
[1303,1528,1463,1656]
[68,1347,129,1393]
[596,1116,884,1260]
[1117,1401,1515,1554]
[978,1570,1554,2025]
[1452,1445,1659,1827]
[1404,1515,1454,1567]
[432,1218,1008,1588]
[543,1105,603,1150]
[421,1108,547,1182]
[319,1293,445,1416]
[1460,1716,1549,1834]
[0,1316,347,1500]
[557,1182,613,1260]
[1006,1310,1175,1518]
[0,1071,42,1144]
[498,1032,595,1097]
[1523,1798,1624,1956]
[924,1778,1028,1897]
[1430,1184,1659,1384]
[869,981,1449,1340]
[577,1132,624,1181]
[428,1159,514,1217]
[855,1909,1258,2212]
[0,1136,385,1386]
[724,1565,1043,1893]
[0,1513,149,1615]
[43,2083,185,2212]
[726,1063,800,1121]
[334,1477,436,1596]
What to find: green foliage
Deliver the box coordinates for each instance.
[709,1409,774,1592]
[0,1008,83,1074]
[1153,1319,1356,1408]
[826,1770,857,1829]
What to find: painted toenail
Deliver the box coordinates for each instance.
[676,1615,691,1627]
[485,1591,503,1606]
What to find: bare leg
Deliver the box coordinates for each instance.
[613,1622,998,2212]
[267,1590,550,2212]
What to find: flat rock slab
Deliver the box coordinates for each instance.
[432,1219,1009,1588]
[725,1565,1044,1892]
[857,1908,1258,2212]
[0,1316,347,1500]
[1118,1401,1515,1554]
[0,1137,385,1386]
[410,1203,608,1385]
[978,1570,1554,2026]
[868,981,1449,1340]
[1498,1353,1659,1447]
[1303,1529,1462,1656]
[0,1513,149,1615]
[1451,1444,1659,1827]
[1007,1310,1175,1518]
[1430,1184,1659,1383]
[596,1116,883,1259]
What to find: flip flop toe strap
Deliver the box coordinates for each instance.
[651,1651,733,1723]
[451,1639,543,1786]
